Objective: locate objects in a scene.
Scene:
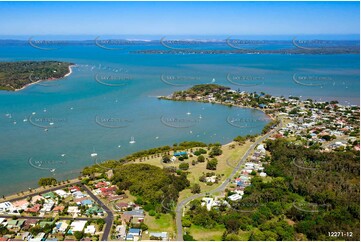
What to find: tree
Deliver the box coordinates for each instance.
[74,231,84,240]
[191,184,201,194]
[206,158,218,170]
[38,177,57,186]
[179,163,189,170]
[162,155,171,163]
[209,146,222,157]
[197,155,205,163]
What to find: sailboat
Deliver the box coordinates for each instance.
[129,136,136,144]
[50,168,56,173]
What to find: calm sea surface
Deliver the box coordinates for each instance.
[0,43,359,195]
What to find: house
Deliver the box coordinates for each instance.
[69,221,87,233]
[54,221,69,233]
[67,206,80,216]
[201,197,214,211]
[29,232,45,241]
[80,199,93,206]
[115,225,126,240]
[0,202,15,213]
[40,200,55,212]
[123,209,144,222]
[149,232,168,241]
[22,219,38,230]
[69,186,81,193]
[127,228,141,241]
[72,191,85,199]
[84,225,96,235]
[26,204,42,213]
[86,206,103,216]
[12,200,29,211]
[42,192,56,199]
[228,194,242,201]
[95,181,108,188]
[52,206,65,213]
[115,202,129,211]
[31,195,43,204]
[54,189,69,198]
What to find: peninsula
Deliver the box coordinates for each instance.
[0,61,74,91]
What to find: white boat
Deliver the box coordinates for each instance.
[129,136,136,144]
[32,112,36,115]
[199,115,202,119]
[49,122,54,126]
[23,118,28,122]
[91,147,97,157]
[44,128,48,132]
[186,112,191,115]
[50,169,56,173]
[61,154,66,157]
[211,78,216,83]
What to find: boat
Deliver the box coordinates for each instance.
[91,147,97,157]
[187,112,191,115]
[49,122,54,126]
[50,169,56,173]
[44,129,48,132]
[199,115,202,119]
[129,136,136,144]
[23,118,28,122]
[61,154,66,157]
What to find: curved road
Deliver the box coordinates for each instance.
[175,121,282,240]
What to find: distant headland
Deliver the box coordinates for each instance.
[0,61,74,91]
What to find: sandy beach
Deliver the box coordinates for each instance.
[14,64,74,92]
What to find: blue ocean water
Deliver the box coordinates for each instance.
[0,43,359,195]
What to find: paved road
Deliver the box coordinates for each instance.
[81,185,114,241]
[175,121,282,241]
[0,182,114,241]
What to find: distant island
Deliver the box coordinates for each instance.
[0,61,74,91]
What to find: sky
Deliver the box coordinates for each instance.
[0,1,359,38]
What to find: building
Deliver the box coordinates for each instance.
[69,221,87,233]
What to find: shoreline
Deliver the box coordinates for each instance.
[14,64,74,92]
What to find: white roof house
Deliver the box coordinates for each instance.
[84,225,96,235]
[54,189,69,198]
[228,194,242,201]
[70,220,87,232]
